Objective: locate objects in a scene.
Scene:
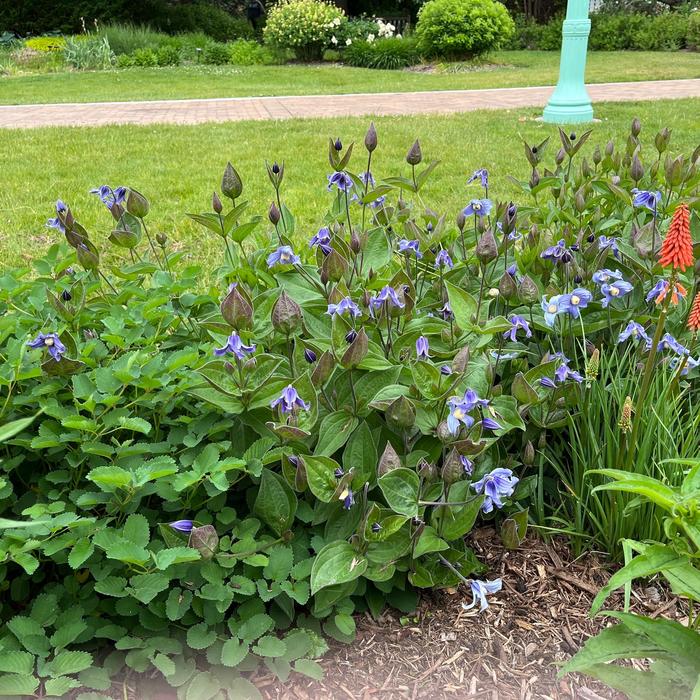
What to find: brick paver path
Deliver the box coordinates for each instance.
[1,79,698,129]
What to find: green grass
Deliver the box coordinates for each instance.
[1,51,699,105]
[0,99,697,270]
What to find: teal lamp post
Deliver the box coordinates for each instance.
[543,0,594,124]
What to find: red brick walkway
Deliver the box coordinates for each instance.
[1,79,698,129]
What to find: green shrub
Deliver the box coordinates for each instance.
[99,23,169,56]
[24,36,66,52]
[506,14,562,50]
[156,3,254,42]
[155,43,181,66]
[688,11,700,49]
[415,0,515,58]
[631,11,688,50]
[131,47,159,67]
[344,37,421,69]
[228,39,275,66]
[63,35,114,70]
[263,0,347,61]
[202,41,231,65]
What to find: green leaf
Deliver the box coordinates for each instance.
[378,468,420,517]
[0,412,42,443]
[302,455,340,502]
[94,576,129,598]
[343,421,377,488]
[123,513,150,547]
[446,282,477,329]
[117,416,152,435]
[236,613,274,642]
[86,466,132,492]
[68,538,94,569]
[154,547,201,570]
[185,671,221,700]
[432,483,484,541]
[0,674,40,696]
[252,636,287,658]
[413,526,449,558]
[0,652,34,675]
[166,588,192,621]
[294,658,324,681]
[186,623,217,650]
[263,546,294,582]
[314,411,359,457]
[221,638,249,668]
[44,675,82,696]
[50,620,87,649]
[334,613,356,636]
[45,650,93,676]
[254,469,297,536]
[127,573,169,604]
[310,541,368,595]
[151,653,176,678]
[590,469,678,512]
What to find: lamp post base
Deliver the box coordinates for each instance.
[542,99,594,124]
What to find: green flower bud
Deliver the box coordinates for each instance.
[365,122,378,153]
[212,191,223,214]
[441,448,463,485]
[126,188,149,218]
[340,327,368,368]
[271,291,302,335]
[322,248,349,282]
[311,350,335,387]
[386,395,415,431]
[523,441,535,466]
[498,271,517,300]
[221,162,243,200]
[475,229,498,264]
[517,275,539,305]
[221,285,253,329]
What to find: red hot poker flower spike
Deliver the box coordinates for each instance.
[659,203,694,272]
[688,292,700,332]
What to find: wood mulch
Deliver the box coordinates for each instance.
[253,529,687,700]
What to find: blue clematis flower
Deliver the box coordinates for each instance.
[462,579,502,612]
[90,185,126,211]
[327,172,354,192]
[309,227,332,254]
[327,297,361,318]
[169,519,194,533]
[503,315,531,342]
[658,333,689,355]
[447,389,489,435]
[440,365,452,376]
[304,348,317,363]
[632,188,661,212]
[541,239,573,264]
[460,455,473,476]
[618,321,650,345]
[467,168,488,189]
[370,286,405,312]
[360,171,375,188]
[592,268,623,285]
[463,198,492,218]
[559,288,592,318]
[670,355,699,375]
[440,302,452,320]
[46,200,68,233]
[435,249,453,269]
[506,263,518,277]
[600,280,633,308]
[271,385,310,413]
[213,332,256,359]
[555,362,583,384]
[481,416,502,431]
[541,295,563,327]
[339,487,354,510]
[398,239,422,259]
[27,333,66,362]
[646,279,668,303]
[267,245,300,268]
[416,336,430,359]
[599,235,621,259]
[471,467,519,513]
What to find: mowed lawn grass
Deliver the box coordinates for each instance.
[0,99,698,270]
[0,51,699,105]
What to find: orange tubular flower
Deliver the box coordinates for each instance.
[656,281,687,306]
[659,203,694,271]
[689,292,700,332]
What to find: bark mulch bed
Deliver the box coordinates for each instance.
[253,529,686,700]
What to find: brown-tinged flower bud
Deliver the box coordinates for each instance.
[666,155,684,187]
[221,285,253,329]
[77,242,99,271]
[340,327,368,368]
[212,191,223,214]
[452,345,470,374]
[592,145,602,165]
[126,188,149,218]
[436,420,455,443]
[517,275,539,305]
[268,202,280,225]
[476,229,498,264]
[630,154,644,183]
[456,210,466,231]
[555,148,566,166]
[292,455,307,491]
[364,122,378,153]
[441,448,464,485]
[322,248,348,282]
[631,117,642,138]
[386,395,415,431]
[605,140,614,156]
[653,127,671,154]
[611,175,621,186]
[350,229,361,253]
[189,524,219,560]
[311,350,335,386]
[378,441,401,475]
[221,162,243,200]
[406,140,422,165]
[529,169,540,189]
[523,441,535,466]
[575,190,586,213]
[271,291,302,335]
[538,431,547,449]
[223,361,235,374]
[155,232,167,246]
[418,458,437,482]
[581,158,592,178]
[498,271,517,300]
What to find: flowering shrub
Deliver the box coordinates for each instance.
[263,0,347,61]
[344,37,421,69]
[415,0,515,58]
[0,118,698,697]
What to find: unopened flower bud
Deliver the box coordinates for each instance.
[605,140,614,156]
[436,420,455,443]
[517,275,539,305]
[221,162,243,200]
[406,140,422,166]
[555,148,566,166]
[592,146,602,165]
[212,191,223,214]
[345,329,357,343]
[631,117,642,137]
[418,458,437,482]
[523,441,535,466]
[269,202,280,225]
[272,162,281,175]
[126,188,150,218]
[61,289,72,302]
[340,327,368,368]
[271,291,302,335]
[334,138,343,151]
[452,345,470,374]
[223,361,235,374]
[304,348,317,363]
[221,285,253,329]
[189,524,219,560]
[386,395,415,430]
[456,211,466,231]
[569,132,576,141]
[529,169,540,189]
[322,248,348,282]
[311,350,334,386]
[499,271,517,300]
[655,127,671,154]
[350,229,361,254]
[611,175,621,186]
[365,122,378,152]
[476,229,498,264]
[630,154,644,183]
[378,441,401,475]
[156,232,167,246]
[441,448,464,485]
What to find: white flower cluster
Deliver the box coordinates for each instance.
[263,0,347,49]
[377,19,396,38]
